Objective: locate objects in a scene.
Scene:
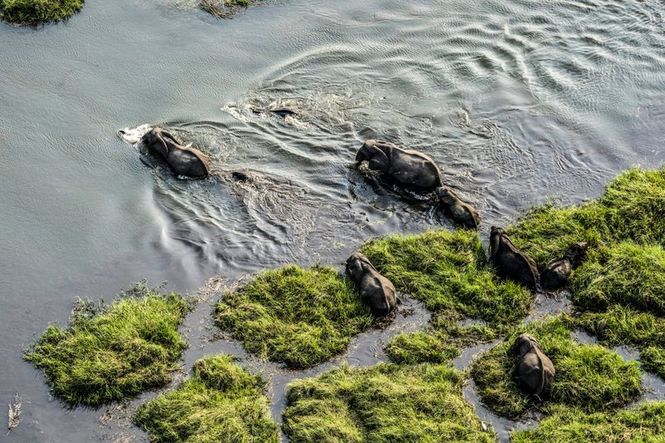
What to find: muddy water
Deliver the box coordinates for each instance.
[2,0,665,441]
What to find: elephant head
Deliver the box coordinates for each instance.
[355,140,391,172]
[565,242,589,269]
[142,127,176,160]
[140,127,210,179]
[489,226,504,261]
[345,252,376,282]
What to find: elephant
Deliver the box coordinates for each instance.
[489,227,539,289]
[435,187,480,230]
[511,333,555,397]
[355,140,443,192]
[345,252,397,317]
[540,242,588,291]
[140,127,210,179]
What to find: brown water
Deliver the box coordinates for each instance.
[2,0,665,441]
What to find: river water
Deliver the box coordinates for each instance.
[1,0,664,441]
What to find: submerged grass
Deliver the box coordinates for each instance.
[283,363,495,442]
[361,230,532,327]
[134,355,278,442]
[575,305,665,378]
[508,167,665,267]
[25,284,192,407]
[214,265,373,369]
[512,402,665,442]
[571,241,665,315]
[0,0,83,24]
[470,317,642,419]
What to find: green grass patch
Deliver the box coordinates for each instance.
[386,312,497,365]
[571,242,665,315]
[508,167,665,268]
[575,305,665,378]
[470,317,642,419]
[200,0,252,18]
[25,284,192,407]
[283,363,495,442]
[214,265,373,369]
[512,402,665,442]
[1,0,83,24]
[360,230,532,327]
[134,355,278,442]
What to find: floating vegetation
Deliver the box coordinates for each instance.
[7,393,21,434]
[471,317,642,419]
[511,402,665,442]
[200,0,251,18]
[283,363,495,442]
[134,355,278,443]
[25,284,192,407]
[361,229,532,327]
[214,265,373,368]
[0,0,83,25]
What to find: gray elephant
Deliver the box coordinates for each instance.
[489,227,539,289]
[141,127,210,179]
[355,140,443,192]
[435,187,480,230]
[540,242,589,291]
[511,333,555,397]
[345,252,397,317]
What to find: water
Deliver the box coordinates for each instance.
[1,0,665,440]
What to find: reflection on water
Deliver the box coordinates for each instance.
[2,0,665,440]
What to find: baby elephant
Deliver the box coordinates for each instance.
[435,187,480,230]
[489,227,539,289]
[512,333,555,397]
[345,252,397,317]
[540,242,588,291]
[141,127,210,179]
[355,140,443,192]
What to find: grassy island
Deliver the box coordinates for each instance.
[135,355,278,442]
[1,0,83,25]
[25,285,191,406]
[214,265,373,368]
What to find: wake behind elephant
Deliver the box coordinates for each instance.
[345,252,397,317]
[140,127,210,179]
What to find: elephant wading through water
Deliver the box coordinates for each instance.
[511,333,555,397]
[140,127,210,179]
[355,140,481,229]
[345,252,397,317]
[489,227,539,289]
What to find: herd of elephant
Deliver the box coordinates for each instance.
[138,126,590,399]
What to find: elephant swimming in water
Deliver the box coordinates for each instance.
[540,242,588,291]
[489,227,539,289]
[435,187,480,230]
[512,333,555,397]
[355,140,444,192]
[140,127,210,179]
[345,252,397,317]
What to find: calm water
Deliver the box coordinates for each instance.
[1,0,665,440]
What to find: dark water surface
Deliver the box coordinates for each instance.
[2,0,665,441]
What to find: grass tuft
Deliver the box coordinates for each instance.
[24,284,192,407]
[1,0,83,25]
[575,305,665,378]
[508,167,665,268]
[361,230,532,327]
[283,363,495,442]
[134,355,278,442]
[512,402,665,442]
[214,265,373,369]
[470,317,642,419]
[571,242,665,315]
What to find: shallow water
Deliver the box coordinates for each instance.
[2,0,665,440]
